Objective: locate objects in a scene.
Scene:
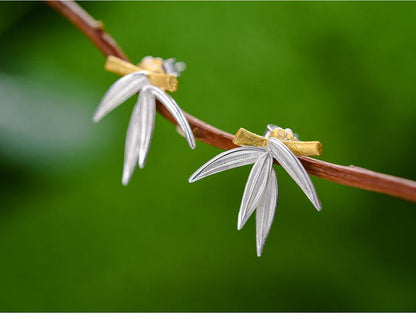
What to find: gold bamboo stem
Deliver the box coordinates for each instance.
[104,56,178,92]
[233,128,322,156]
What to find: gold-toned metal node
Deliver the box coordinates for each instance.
[233,128,268,147]
[233,128,322,156]
[105,56,178,92]
[269,128,297,141]
[138,56,164,74]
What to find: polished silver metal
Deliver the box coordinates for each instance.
[146,85,195,150]
[264,124,279,138]
[93,71,148,123]
[162,58,186,77]
[136,87,156,169]
[122,87,155,185]
[189,147,266,183]
[268,137,321,210]
[238,151,272,230]
[256,169,278,257]
[93,59,195,185]
[189,124,321,256]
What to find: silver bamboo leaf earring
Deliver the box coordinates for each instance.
[189,124,322,256]
[93,56,195,185]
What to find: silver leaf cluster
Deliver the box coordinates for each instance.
[189,125,321,256]
[93,68,195,185]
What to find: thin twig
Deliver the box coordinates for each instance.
[46,0,416,203]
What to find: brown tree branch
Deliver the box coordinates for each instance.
[46,0,416,203]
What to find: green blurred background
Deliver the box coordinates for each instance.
[0,1,416,312]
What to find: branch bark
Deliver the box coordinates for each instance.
[46,0,416,203]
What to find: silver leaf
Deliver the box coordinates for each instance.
[137,86,156,169]
[147,85,195,149]
[188,147,266,183]
[238,151,272,230]
[122,89,154,185]
[268,137,321,211]
[256,169,278,257]
[93,72,148,123]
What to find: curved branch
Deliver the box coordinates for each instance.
[46,0,416,203]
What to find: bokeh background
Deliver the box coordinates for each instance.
[1,1,416,312]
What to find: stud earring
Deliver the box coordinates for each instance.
[93,56,196,185]
[189,124,321,256]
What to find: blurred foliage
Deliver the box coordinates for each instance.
[0,1,416,312]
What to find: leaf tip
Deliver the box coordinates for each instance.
[188,174,197,183]
[122,168,133,186]
[138,154,147,169]
[314,200,322,211]
[256,248,263,257]
[237,217,244,230]
[256,233,266,257]
[92,111,102,123]
[189,139,196,150]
